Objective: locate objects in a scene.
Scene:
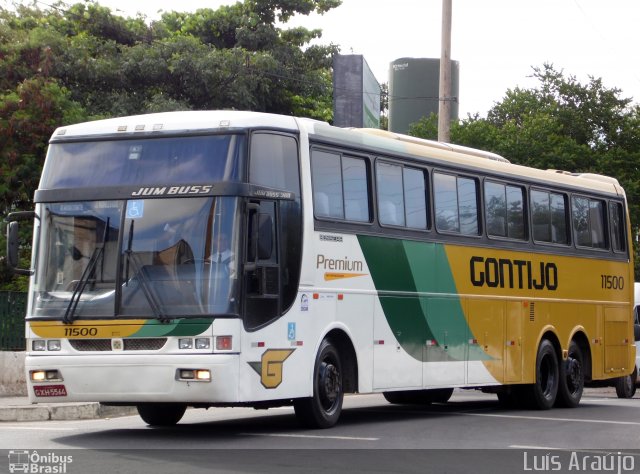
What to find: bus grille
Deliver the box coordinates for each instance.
[69,338,167,351]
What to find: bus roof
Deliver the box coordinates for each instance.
[52,110,624,198]
[299,119,624,198]
[51,110,300,140]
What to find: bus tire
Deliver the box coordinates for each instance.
[424,388,454,403]
[294,339,343,429]
[556,340,584,408]
[615,366,637,399]
[526,339,559,410]
[137,403,186,426]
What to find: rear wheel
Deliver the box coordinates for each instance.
[615,366,637,398]
[556,340,584,408]
[525,339,559,409]
[137,403,186,426]
[294,339,343,428]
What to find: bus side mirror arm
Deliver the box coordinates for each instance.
[5,211,37,276]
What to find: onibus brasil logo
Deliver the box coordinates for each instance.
[8,450,73,473]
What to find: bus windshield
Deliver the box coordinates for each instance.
[40,134,244,189]
[32,196,241,320]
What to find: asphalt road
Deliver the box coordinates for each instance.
[1,388,639,474]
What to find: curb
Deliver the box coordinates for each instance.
[0,403,138,422]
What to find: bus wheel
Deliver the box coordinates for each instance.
[137,403,187,426]
[556,341,584,408]
[615,366,637,399]
[294,339,343,429]
[425,388,454,403]
[526,339,559,409]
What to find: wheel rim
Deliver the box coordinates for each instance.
[565,356,582,395]
[318,357,341,413]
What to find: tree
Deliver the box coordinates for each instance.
[0,0,342,289]
[0,77,90,289]
[409,64,640,278]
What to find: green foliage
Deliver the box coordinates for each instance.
[410,63,640,279]
[0,0,341,289]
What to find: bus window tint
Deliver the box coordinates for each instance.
[434,173,459,232]
[250,134,300,194]
[610,201,626,253]
[403,167,427,229]
[458,178,478,235]
[572,196,607,249]
[485,181,525,240]
[485,181,507,236]
[434,172,479,235]
[342,157,369,222]
[531,190,568,244]
[312,150,344,219]
[506,185,525,239]
[311,149,369,222]
[377,162,405,226]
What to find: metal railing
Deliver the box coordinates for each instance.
[0,291,27,350]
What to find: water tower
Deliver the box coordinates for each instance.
[388,57,459,134]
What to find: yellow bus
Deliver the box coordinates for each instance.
[5,111,635,428]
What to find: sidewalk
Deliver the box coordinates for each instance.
[0,396,137,422]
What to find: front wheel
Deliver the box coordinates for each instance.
[137,403,187,426]
[556,340,584,408]
[294,339,344,429]
[525,339,559,409]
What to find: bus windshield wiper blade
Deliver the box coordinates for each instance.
[124,220,168,322]
[124,250,167,321]
[63,246,103,324]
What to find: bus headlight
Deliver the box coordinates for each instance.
[32,340,62,351]
[47,340,61,351]
[178,338,193,350]
[195,338,210,349]
[32,340,46,351]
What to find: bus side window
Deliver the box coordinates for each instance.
[572,196,607,249]
[249,133,300,195]
[609,201,627,253]
[531,189,568,245]
[311,149,370,222]
[434,172,479,235]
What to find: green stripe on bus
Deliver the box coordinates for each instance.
[132,318,213,337]
[358,236,488,362]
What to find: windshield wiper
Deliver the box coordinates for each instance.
[63,218,109,324]
[124,220,168,322]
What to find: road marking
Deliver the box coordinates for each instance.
[0,425,76,431]
[454,412,640,426]
[240,432,379,441]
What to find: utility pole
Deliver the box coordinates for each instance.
[438,0,452,143]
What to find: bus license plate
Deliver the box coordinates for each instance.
[33,385,67,397]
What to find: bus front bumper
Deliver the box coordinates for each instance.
[25,353,240,404]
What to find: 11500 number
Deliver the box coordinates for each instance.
[601,274,625,290]
[63,327,98,337]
